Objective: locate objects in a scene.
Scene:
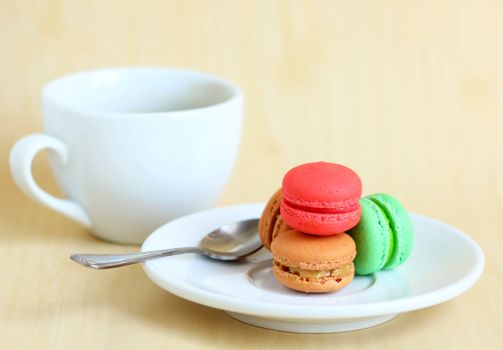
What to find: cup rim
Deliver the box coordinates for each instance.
[42,66,242,117]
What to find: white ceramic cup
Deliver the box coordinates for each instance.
[9,67,243,244]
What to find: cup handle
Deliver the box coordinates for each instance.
[9,133,92,227]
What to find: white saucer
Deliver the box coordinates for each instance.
[141,203,484,333]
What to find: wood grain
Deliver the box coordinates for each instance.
[1,0,502,349]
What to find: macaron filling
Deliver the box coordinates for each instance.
[274,260,353,281]
[282,197,360,214]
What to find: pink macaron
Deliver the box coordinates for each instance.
[280,162,362,235]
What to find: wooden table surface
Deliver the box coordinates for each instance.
[1,1,502,349]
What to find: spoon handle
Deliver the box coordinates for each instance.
[70,247,201,269]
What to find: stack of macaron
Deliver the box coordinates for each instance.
[258,161,413,293]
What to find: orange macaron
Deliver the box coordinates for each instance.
[271,230,356,293]
[259,189,291,250]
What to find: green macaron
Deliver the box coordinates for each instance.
[348,193,413,275]
[368,193,414,269]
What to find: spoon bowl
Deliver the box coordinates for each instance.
[71,218,262,269]
[199,219,262,259]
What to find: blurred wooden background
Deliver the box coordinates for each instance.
[1,0,502,349]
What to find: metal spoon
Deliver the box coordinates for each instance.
[70,218,262,269]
